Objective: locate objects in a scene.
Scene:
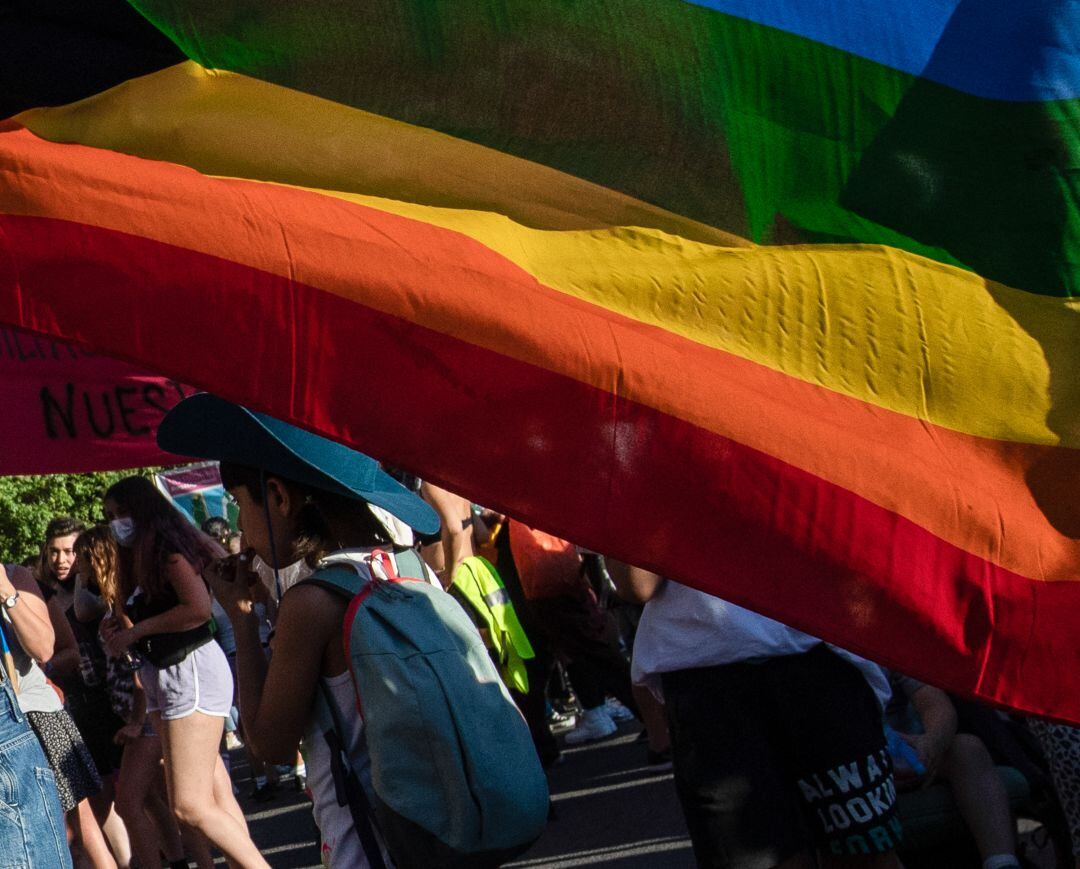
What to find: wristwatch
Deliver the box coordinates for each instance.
[3,592,19,610]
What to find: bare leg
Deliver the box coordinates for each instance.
[156,712,268,868]
[178,750,251,868]
[145,785,186,863]
[170,757,239,869]
[938,734,1017,860]
[99,806,132,869]
[117,735,176,869]
[214,753,248,832]
[632,684,670,753]
[64,810,80,858]
[179,822,214,869]
[71,798,118,869]
[90,778,132,869]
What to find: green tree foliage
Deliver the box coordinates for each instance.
[0,469,163,565]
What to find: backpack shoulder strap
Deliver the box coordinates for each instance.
[301,564,369,600]
[304,546,426,597]
[392,546,427,581]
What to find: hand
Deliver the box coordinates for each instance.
[113,721,144,746]
[249,576,272,607]
[104,626,138,658]
[99,615,121,643]
[207,551,258,617]
[901,732,949,787]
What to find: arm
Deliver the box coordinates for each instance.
[471,512,491,549]
[605,559,665,604]
[904,684,958,785]
[103,555,212,656]
[421,483,472,588]
[231,585,337,763]
[133,555,212,637]
[0,564,56,663]
[73,571,108,623]
[44,595,80,682]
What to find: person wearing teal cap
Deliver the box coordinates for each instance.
[157,393,439,869]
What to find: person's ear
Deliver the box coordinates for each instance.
[264,477,293,517]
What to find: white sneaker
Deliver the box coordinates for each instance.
[563,706,617,745]
[547,711,577,734]
[604,698,635,722]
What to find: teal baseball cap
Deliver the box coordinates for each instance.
[157,393,439,535]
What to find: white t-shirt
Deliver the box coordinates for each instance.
[631,580,889,707]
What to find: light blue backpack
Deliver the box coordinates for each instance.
[305,548,549,869]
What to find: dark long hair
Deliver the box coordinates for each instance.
[219,462,389,565]
[104,476,220,600]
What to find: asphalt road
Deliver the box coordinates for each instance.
[227,724,1069,868]
[228,720,694,868]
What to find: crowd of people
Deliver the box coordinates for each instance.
[2,392,1080,869]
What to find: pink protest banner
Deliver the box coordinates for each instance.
[0,327,191,474]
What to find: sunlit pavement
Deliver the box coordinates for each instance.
[224,721,693,868]
[507,726,694,869]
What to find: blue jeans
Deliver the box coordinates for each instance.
[0,679,70,868]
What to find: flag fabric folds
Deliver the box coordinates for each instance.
[1,1,1079,721]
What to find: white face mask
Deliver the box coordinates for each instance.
[109,517,136,547]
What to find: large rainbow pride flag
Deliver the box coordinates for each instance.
[2,1,1079,720]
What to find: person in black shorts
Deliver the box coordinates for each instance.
[612,567,902,869]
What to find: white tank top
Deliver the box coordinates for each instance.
[303,670,390,869]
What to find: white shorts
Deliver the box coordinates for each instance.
[142,641,234,721]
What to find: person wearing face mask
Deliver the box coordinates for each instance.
[100,476,268,869]
[75,525,204,869]
[107,516,136,548]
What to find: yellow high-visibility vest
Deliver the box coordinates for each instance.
[452,556,534,693]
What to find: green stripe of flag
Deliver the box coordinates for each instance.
[128,0,1080,295]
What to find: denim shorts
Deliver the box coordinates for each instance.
[0,679,70,867]
[142,640,234,721]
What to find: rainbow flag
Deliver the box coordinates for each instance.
[3,1,1080,720]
